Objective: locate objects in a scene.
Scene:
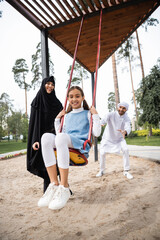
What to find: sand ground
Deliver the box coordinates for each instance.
[0,148,160,240]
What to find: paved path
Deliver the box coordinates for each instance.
[0,146,160,162]
[128,145,160,162]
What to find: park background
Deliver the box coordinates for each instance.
[0,2,160,120]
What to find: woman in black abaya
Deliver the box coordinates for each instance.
[27,76,63,192]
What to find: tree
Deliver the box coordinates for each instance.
[112,53,120,108]
[0,0,4,18]
[108,92,116,112]
[21,114,29,142]
[117,36,138,122]
[139,63,160,136]
[67,62,89,89]
[7,111,23,141]
[31,42,54,89]
[12,58,30,116]
[135,17,159,79]
[0,93,13,140]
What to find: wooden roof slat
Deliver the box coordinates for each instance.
[62,0,78,17]
[85,0,96,11]
[101,0,110,7]
[40,0,62,24]
[32,0,56,25]
[8,0,46,29]
[110,0,118,6]
[24,0,52,26]
[70,0,83,15]
[56,0,73,20]
[94,0,103,9]
[116,0,125,3]
[47,0,67,22]
[78,0,90,13]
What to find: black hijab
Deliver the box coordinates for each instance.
[27,76,63,180]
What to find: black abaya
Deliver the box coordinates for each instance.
[27,76,63,188]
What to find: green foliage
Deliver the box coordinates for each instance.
[0,126,4,141]
[139,64,160,126]
[7,111,22,141]
[127,131,138,138]
[107,92,116,112]
[31,42,42,89]
[143,17,159,31]
[67,62,89,88]
[134,129,160,137]
[0,93,13,139]
[98,125,106,142]
[12,58,30,90]
[117,35,137,64]
[31,42,54,89]
[7,111,29,142]
[21,114,29,142]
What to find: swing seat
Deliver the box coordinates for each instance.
[54,148,88,166]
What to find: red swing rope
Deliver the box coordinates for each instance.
[59,16,84,133]
[83,9,102,150]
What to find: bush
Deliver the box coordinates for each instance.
[98,125,106,142]
[152,129,160,136]
[135,129,160,136]
[127,131,138,138]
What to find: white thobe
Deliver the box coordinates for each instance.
[99,111,131,171]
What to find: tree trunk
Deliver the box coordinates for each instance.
[23,74,27,117]
[128,53,138,122]
[25,88,27,117]
[112,53,120,109]
[148,124,152,136]
[135,30,145,79]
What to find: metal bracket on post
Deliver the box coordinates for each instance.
[91,72,98,162]
[41,29,49,79]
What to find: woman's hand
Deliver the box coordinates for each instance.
[90,106,98,115]
[32,142,40,150]
[56,109,66,119]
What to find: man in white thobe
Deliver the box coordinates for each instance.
[96,102,133,179]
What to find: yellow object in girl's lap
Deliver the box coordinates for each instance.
[54,148,88,166]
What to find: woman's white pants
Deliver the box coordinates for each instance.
[41,133,73,169]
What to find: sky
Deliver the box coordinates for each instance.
[0,1,160,120]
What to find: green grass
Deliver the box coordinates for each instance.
[0,140,27,154]
[0,136,160,154]
[126,136,160,146]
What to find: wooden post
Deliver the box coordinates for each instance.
[41,29,49,79]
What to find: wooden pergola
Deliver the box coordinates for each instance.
[6,0,160,159]
[6,0,159,74]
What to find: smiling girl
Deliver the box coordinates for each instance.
[38,86,101,210]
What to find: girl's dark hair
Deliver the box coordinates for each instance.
[66,86,89,113]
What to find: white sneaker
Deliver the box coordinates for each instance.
[123,171,133,180]
[37,182,58,207]
[96,170,105,177]
[48,185,70,210]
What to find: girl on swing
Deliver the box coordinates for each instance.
[38,86,101,210]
